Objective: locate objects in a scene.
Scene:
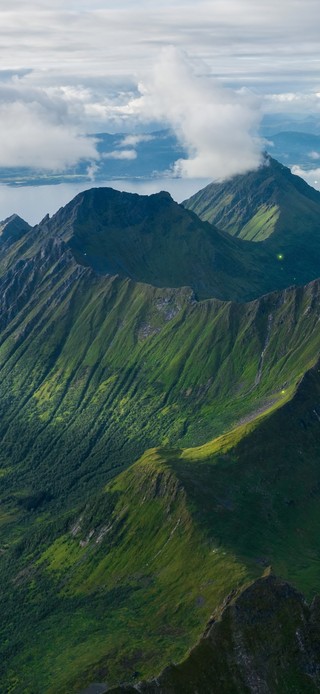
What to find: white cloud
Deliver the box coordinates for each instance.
[291,165,320,191]
[103,149,137,160]
[0,80,101,169]
[262,91,320,114]
[0,2,320,172]
[308,151,320,160]
[0,47,262,178]
[1,1,320,97]
[122,48,262,180]
[119,134,155,147]
[0,100,98,169]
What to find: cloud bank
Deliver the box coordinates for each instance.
[0,49,263,180]
[2,0,320,181]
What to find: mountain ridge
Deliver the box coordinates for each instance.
[0,213,31,243]
[18,179,320,302]
[0,171,320,691]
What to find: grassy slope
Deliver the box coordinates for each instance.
[2,361,320,692]
[0,233,320,537]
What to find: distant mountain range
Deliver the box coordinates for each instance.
[1,159,320,692]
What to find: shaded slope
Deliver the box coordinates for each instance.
[25,184,318,302]
[5,182,320,302]
[41,187,269,302]
[113,574,320,694]
[3,361,320,691]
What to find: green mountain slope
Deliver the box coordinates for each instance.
[0,225,319,529]
[0,183,320,691]
[2,359,320,692]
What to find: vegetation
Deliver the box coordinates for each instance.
[2,360,320,691]
[0,173,319,691]
[112,573,320,693]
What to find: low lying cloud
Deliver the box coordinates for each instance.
[0,49,262,180]
[0,86,98,170]
[263,91,320,114]
[125,48,263,180]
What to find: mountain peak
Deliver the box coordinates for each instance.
[0,213,31,243]
[41,184,267,301]
[183,154,320,243]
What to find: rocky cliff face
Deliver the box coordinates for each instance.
[111,574,320,693]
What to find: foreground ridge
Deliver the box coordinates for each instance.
[110,573,320,693]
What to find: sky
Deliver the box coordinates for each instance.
[0,0,320,219]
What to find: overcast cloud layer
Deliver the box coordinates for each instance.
[0,0,320,177]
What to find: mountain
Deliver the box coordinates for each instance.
[3,355,320,692]
[261,113,320,137]
[37,186,273,302]
[0,213,30,243]
[24,183,320,301]
[1,212,320,519]
[112,574,320,693]
[183,156,320,253]
[0,181,320,691]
